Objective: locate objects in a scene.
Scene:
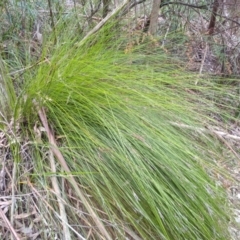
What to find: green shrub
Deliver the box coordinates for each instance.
[1,21,232,239]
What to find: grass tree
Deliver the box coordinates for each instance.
[0,17,235,240]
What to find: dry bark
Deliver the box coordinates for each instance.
[149,0,161,35]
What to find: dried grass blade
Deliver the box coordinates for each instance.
[0,206,20,240]
[37,107,112,240]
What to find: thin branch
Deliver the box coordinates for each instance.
[9,59,49,78]
[76,0,130,47]
[160,1,210,10]
[121,0,146,15]
[122,1,240,27]
[122,0,210,14]
[161,1,240,26]
[215,12,240,27]
[88,0,102,22]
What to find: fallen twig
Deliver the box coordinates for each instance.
[171,122,240,159]
[171,122,240,141]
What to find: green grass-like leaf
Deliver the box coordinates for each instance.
[3,21,233,239]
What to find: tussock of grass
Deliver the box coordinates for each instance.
[1,21,235,239]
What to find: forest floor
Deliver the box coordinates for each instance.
[227,164,240,240]
[220,124,240,239]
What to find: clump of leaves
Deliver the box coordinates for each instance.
[1,20,232,240]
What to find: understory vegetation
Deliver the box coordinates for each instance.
[0,1,240,239]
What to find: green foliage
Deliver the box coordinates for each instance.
[10,22,231,239]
